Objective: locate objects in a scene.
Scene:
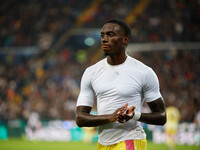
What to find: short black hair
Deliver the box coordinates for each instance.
[104,19,131,39]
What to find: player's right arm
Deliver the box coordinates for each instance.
[76,68,127,127]
[76,105,127,127]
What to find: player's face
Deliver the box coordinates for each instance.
[101,23,127,56]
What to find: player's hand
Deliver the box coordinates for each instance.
[118,105,135,123]
[109,103,128,122]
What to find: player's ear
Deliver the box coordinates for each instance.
[123,37,129,46]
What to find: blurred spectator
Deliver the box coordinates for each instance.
[194,110,200,128]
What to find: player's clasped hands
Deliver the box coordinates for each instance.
[112,103,136,123]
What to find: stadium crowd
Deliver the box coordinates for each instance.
[0,0,199,124]
[130,0,200,42]
[0,0,92,47]
[1,0,199,48]
[0,48,199,123]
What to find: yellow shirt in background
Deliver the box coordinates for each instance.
[165,106,180,134]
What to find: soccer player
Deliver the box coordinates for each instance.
[76,19,166,150]
[164,106,180,150]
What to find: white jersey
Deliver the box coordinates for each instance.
[77,55,162,145]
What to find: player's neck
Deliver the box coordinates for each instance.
[107,53,127,65]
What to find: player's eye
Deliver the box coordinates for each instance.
[107,32,114,37]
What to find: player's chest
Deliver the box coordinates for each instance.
[91,69,142,96]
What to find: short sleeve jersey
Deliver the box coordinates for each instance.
[77,55,162,146]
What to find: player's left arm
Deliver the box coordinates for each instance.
[141,67,166,125]
[118,98,166,125]
[140,97,166,125]
[118,68,167,125]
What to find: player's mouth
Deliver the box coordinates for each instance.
[102,44,110,49]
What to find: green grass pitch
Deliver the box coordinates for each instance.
[0,138,199,150]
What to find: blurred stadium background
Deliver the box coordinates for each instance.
[0,0,200,149]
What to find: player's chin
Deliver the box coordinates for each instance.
[104,52,111,56]
[103,50,113,56]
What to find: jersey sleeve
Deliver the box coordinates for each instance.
[143,68,162,103]
[76,68,95,107]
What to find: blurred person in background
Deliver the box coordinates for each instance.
[76,19,166,150]
[194,110,200,145]
[164,105,180,150]
[194,110,200,128]
[25,110,42,140]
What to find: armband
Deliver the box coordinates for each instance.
[132,111,141,121]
